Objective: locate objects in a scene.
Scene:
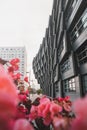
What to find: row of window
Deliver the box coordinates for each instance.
[60,59,71,73]
[0,55,25,58]
[0,48,25,51]
[54,74,87,95]
[65,0,78,24]
[77,43,87,65]
[82,74,87,92]
[54,77,76,93]
[70,8,87,43]
[0,51,24,52]
[55,75,87,93]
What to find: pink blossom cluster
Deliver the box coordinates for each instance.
[0,64,34,130]
[8,58,21,80]
[29,96,62,125]
[7,58,29,84]
[0,61,87,130]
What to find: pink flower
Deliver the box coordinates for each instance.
[39,96,50,104]
[25,89,29,95]
[29,105,38,120]
[63,101,72,112]
[70,117,87,130]
[50,101,62,119]
[13,119,35,130]
[57,97,64,102]
[0,92,17,117]
[52,116,66,130]
[42,103,51,117]
[38,102,49,117]
[37,99,62,126]
[42,103,52,125]
[18,105,28,113]
[43,117,52,126]
[0,114,14,130]
[73,96,87,117]
[15,108,27,119]
[8,65,19,73]
[18,94,27,102]
[70,96,87,130]
[8,66,14,73]
[64,96,70,102]
[37,97,50,117]
[12,73,21,80]
[13,64,19,71]
[10,58,20,66]
[24,76,29,82]
[0,65,18,105]
[0,65,18,129]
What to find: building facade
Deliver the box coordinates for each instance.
[33,0,87,100]
[0,46,27,79]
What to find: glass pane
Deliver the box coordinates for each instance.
[79,25,84,34]
[82,11,87,28]
[73,87,76,91]
[69,80,71,83]
[82,13,87,22]
[72,78,75,82]
[83,21,87,28]
[72,0,76,8]
[84,81,87,86]
[84,75,87,81]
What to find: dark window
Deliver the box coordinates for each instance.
[82,75,87,92]
[58,41,64,60]
[63,78,76,92]
[65,0,78,24]
[55,83,59,92]
[77,43,87,65]
[42,56,44,64]
[70,8,87,43]
[53,67,56,78]
[61,59,71,73]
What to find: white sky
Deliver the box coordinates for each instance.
[0,0,53,88]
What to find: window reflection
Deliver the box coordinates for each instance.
[77,43,87,65]
[63,78,76,92]
[82,75,87,92]
[65,0,78,25]
[61,59,71,73]
[70,8,87,43]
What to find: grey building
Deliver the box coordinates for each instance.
[33,0,87,100]
[0,46,27,79]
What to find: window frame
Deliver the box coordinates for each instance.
[63,78,76,92]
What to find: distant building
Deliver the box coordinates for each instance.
[33,0,87,100]
[0,46,27,79]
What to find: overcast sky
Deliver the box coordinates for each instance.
[0,0,53,86]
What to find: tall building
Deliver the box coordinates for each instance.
[33,0,87,100]
[0,46,27,79]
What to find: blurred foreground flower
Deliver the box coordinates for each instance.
[0,64,18,105]
[70,96,87,130]
[0,64,18,130]
[1,59,87,130]
[13,119,34,130]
